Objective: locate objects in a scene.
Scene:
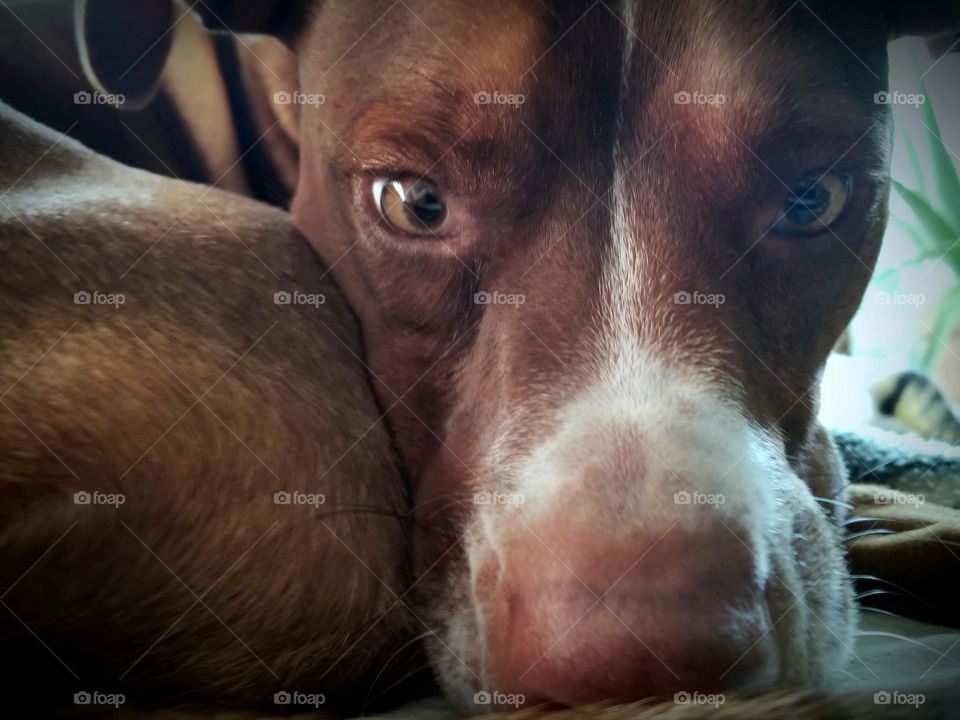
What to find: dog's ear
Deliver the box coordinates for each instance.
[75,0,174,111]
[887,0,960,53]
[194,1,311,41]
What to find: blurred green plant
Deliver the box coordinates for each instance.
[892,74,960,370]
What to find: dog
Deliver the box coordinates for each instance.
[255,0,960,709]
[3,0,960,715]
[0,101,415,714]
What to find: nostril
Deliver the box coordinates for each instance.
[483,524,778,706]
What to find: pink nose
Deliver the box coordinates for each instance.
[484,523,779,706]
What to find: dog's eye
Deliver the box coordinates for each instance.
[774,172,851,236]
[374,176,450,235]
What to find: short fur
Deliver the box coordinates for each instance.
[0,103,413,714]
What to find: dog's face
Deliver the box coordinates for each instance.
[285,0,901,708]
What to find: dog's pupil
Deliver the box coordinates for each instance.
[788,180,828,225]
[409,190,445,226]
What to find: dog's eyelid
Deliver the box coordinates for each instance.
[754,118,883,181]
[345,127,467,184]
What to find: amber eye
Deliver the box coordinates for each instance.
[773,172,852,236]
[374,176,450,235]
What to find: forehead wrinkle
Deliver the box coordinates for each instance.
[343,3,640,226]
[346,93,496,162]
[326,2,561,175]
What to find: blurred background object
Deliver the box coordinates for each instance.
[848,38,960,400]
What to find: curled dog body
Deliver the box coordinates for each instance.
[2,0,960,715]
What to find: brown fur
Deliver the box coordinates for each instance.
[0,103,413,714]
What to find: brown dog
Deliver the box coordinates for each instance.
[256,0,958,710]
[4,0,960,717]
[0,102,413,714]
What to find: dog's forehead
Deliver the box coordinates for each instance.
[326,0,887,69]
[310,0,888,180]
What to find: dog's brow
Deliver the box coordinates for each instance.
[704,87,879,157]
[343,98,498,173]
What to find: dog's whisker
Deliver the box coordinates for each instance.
[855,630,955,660]
[856,588,901,601]
[857,606,906,619]
[849,573,884,582]
[814,495,854,510]
[844,528,898,542]
[361,631,433,713]
[850,574,929,599]
[857,583,936,607]
[364,661,434,709]
[841,515,884,527]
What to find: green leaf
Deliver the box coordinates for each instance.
[902,128,928,197]
[918,75,960,231]
[889,214,937,253]
[893,180,959,243]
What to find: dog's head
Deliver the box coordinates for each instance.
[86,0,960,708]
[286,3,877,702]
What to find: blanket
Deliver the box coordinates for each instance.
[833,431,960,627]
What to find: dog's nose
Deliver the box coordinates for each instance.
[484,523,779,706]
